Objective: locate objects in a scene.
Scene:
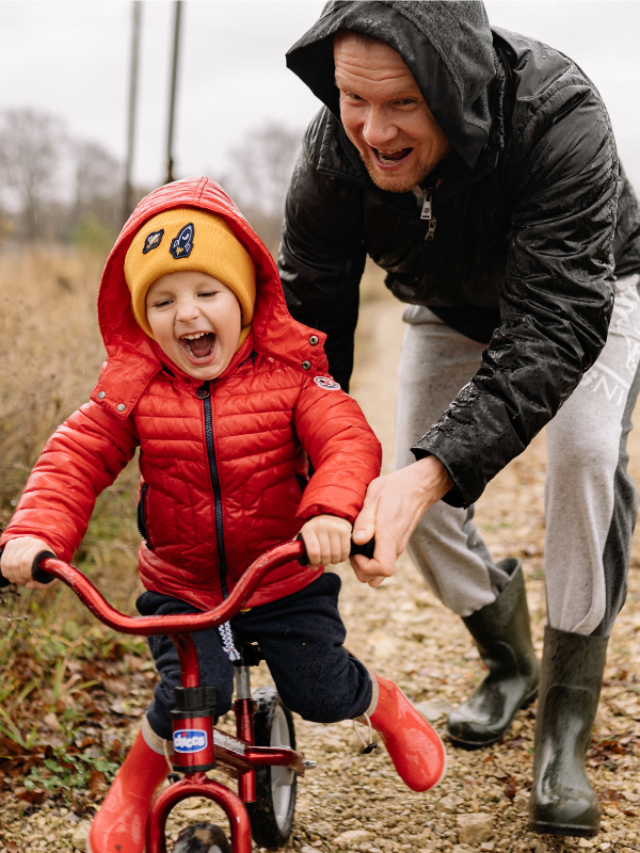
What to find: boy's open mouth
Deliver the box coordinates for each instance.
[180,331,216,360]
[373,147,413,165]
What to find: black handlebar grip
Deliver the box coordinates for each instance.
[0,548,56,589]
[350,537,376,560]
[296,534,376,565]
[32,551,56,585]
[0,547,8,588]
[0,548,57,588]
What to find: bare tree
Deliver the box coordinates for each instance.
[71,141,123,229]
[0,109,65,241]
[218,123,303,251]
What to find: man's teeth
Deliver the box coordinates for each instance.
[377,149,408,163]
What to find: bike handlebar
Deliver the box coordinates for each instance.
[0,537,376,637]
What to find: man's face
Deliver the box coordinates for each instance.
[334,33,451,192]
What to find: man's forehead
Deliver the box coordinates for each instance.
[334,34,420,92]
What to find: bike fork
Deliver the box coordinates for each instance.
[234,653,256,803]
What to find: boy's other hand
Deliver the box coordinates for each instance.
[0,537,57,590]
[300,515,352,568]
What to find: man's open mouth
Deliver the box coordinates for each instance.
[373,147,413,165]
[180,331,216,360]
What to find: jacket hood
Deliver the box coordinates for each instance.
[92,177,327,420]
[286,0,496,171]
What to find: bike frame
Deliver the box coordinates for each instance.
[34,541,308,853]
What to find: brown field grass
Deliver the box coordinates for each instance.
[0,248,143,610]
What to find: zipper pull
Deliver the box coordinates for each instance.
[420,188,433,220]
[426,217,437,240]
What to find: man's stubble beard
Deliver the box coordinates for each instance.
[359,144,451,193]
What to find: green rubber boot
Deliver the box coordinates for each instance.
[529,626,608,837]
[447,559,540,748]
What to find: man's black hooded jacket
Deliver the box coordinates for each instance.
[278,0,640,507]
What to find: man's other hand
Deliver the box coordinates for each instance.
[350,456,453,586]
[0,537,57,590]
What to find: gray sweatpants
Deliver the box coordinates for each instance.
[395,274,640,637]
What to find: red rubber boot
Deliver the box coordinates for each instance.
[368,675,447,792]
[87,730,169,853]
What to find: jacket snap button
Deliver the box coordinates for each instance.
[98,391,106,400]
[302,360,311,371]
[196,385,210,399]
[309,335,319,346]
[116,403,126,412]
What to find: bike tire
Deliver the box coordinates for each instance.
[171,821,231,853]
[247,686,297,848]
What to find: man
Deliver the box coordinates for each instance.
[278,0,640,839]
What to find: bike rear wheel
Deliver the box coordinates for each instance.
[247,686,297,848]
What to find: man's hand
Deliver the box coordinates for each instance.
[350,456,453,587]
[299,515,353,568]
[0,537,57,590]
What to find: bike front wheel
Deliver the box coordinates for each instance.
[247,686,297,848]
[171,821,231,853]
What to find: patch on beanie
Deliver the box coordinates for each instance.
[170,223,194,259]
[142,229,164,254]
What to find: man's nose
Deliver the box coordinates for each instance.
[362,106,399,148]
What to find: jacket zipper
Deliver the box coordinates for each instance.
[419,187,437,240]
[137,482,149,545]
[201,381,229,599]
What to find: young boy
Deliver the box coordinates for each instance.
[0,178,446,853]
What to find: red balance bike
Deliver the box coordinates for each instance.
[0,537,373,853]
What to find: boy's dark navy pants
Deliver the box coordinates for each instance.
[137,572,372,741]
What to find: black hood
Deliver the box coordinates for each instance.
[286,0,497,171]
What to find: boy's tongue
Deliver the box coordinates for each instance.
[187,333,215,358]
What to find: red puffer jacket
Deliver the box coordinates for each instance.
[1,178,382,609]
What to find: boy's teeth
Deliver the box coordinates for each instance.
[183,331,215,359]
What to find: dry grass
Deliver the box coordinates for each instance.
[0,247,142,608]
[0,248,105,512]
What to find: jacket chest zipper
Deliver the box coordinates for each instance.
[419,187,437,240]
[201,382,229,599]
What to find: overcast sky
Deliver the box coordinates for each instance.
[1,1,640,191]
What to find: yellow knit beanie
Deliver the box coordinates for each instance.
[124,208,256,340]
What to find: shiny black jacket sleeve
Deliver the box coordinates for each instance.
[414,74,619,506]
[278,115,367,392]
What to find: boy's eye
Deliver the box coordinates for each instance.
[198,290,217,298]
[151,299,172,308]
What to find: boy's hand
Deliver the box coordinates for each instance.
[0,537,57,590]
[300,515,352,568]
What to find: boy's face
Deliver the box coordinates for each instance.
[146,271,242,381]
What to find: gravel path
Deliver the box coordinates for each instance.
[1,293,639,853]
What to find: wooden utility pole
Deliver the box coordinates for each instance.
[166,0,183,184]
[123,1,142,221]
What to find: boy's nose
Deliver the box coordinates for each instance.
[175,298,200,322]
